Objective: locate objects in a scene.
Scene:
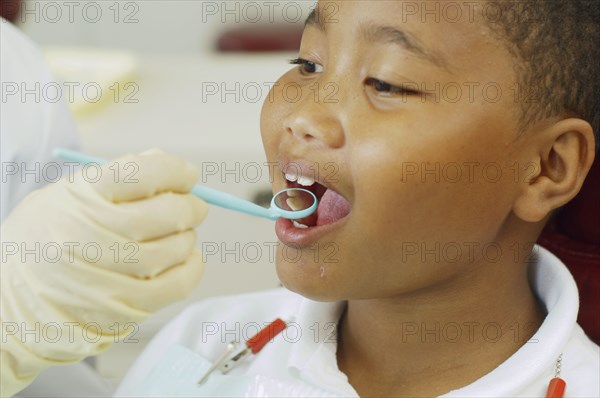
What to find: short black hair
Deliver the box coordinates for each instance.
[485,0,599,150]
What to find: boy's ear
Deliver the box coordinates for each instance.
[513,118,596,222]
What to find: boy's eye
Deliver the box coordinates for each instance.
[365,78,420,97]
[289,58,324,75]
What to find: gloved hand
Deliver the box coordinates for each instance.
[0,150,208,397]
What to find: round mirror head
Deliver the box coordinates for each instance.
[271,188,318,219]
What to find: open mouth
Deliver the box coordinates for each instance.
[283,170,351,228]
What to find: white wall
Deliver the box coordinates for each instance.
[18,0,315,53]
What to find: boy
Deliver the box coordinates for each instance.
[2,1,598,397]
[116,1,599,396]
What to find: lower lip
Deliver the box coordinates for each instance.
[275,216,348,248]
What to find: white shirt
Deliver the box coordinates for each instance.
[116,245,600,397]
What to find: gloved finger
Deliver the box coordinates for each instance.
[91,229,198,278]
[126,249,206,312]
[84,192,208,242]
[10,189,204,275]
[30,250,205,322]
[88,149,200,202]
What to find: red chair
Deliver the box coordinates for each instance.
[0,0,21,22]
[538,158,600,344]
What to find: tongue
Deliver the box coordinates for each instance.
[316,189,351,226]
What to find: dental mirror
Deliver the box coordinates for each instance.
[191,185,316,221]
[53,148,317,221]
[272,188,317,219]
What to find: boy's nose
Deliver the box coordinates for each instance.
[283,97,345,148]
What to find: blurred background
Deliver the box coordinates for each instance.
[2,0,312,387]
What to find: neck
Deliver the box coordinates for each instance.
[336,237,546,397]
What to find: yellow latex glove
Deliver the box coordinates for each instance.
[0,150,208,397]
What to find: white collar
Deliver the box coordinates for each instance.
[287,295,353,396]
[286,245,579,397]
[443,245,579,397]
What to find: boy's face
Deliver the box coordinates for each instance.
[260,0,532,300]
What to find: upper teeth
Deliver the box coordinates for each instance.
[285,172,315,187]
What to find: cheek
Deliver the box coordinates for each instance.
[350,134,515,248]
[259,72,294,155]
[259,97,278,156]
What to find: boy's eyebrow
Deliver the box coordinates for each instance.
[304,8,450,69]
[304,8,326,31]
[361,25,449,68]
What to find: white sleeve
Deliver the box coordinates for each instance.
[0,18,80,222]
[0,19,109,398]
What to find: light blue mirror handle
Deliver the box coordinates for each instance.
[52,148,281,220]
[190,185,278,220]
[53,148,106,165]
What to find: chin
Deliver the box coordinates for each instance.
[275,256,347,302]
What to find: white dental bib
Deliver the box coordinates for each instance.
[135,344,338,397]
